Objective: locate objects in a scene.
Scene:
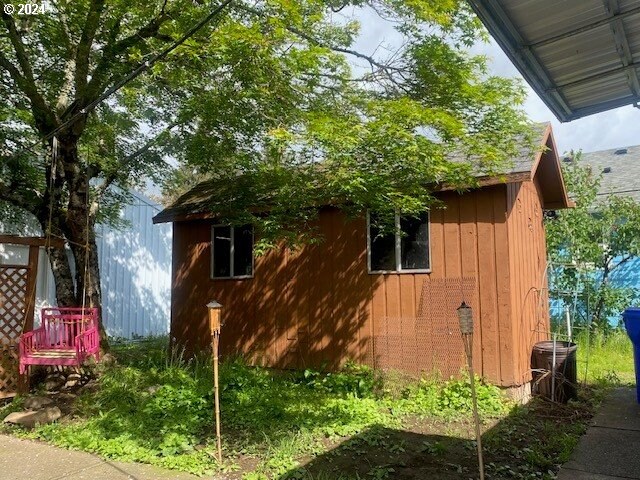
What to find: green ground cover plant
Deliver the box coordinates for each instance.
[0,335,625,479]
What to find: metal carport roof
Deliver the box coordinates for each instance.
[468,0,640,122]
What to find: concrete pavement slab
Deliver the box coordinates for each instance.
[591,388,640,432]
[557,388,640,480]
[562,424,640,478]
[0,434,199,480]
[557,470,633,479]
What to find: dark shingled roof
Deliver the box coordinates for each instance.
[154,122,568,223]
[579,145,640,203]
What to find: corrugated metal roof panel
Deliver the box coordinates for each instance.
[468,0,640,121]
[536,26,619,83]
[505,0,607,41]
[565,73,631,108]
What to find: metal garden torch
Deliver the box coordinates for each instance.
[457,301,485,480]
[207,301,223,463]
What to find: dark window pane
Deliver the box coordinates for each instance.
[213,226,231,278]
[370,215,396,271]
[234,225,253,276]
[400,213,429,270]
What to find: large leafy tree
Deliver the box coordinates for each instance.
[546,154,640,329]
[0,0,530,339]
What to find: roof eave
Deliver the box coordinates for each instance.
[467,0,573,122]
[153,211,218,224]
[531,125,573,209]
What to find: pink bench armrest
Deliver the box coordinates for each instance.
[76,327,99,357]
[19,327,46,355]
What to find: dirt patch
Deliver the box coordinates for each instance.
[284,395,598,480]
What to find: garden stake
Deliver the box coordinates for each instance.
[457,302,485,480]
[207,301,223,463]
[551,333,557,403]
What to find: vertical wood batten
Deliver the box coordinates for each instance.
[459,191,482,373]
[170,180,552,388]
[493,187,514,385]
[475,189,500,383]
[506,179,552,385]
[443,195,462,279]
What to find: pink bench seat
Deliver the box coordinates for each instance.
[19,307,100,374]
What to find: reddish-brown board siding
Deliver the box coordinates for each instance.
[506,179,551,386]
[170,185,521,386]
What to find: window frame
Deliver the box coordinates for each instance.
[210,224,255,280]
[366,211,432,274]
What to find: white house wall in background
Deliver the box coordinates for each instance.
[0,190,172,338]
[97,191,172,338]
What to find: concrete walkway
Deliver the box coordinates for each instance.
[0,434,200,480]
[558,387,640,479]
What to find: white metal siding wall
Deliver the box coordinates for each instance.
[0,190,172,338]
[96,192,171,338]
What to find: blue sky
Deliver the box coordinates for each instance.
[345,6,640,156]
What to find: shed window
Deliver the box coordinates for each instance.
[211,225,254,279]
[368,212,430,273]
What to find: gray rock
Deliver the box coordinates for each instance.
[101,353,117,367]
[64,373,83,389]
[3,407,62,428]
[23,396,54,410]
[57,392,77,402]
[44,374,66,392]
[147,385,161,395]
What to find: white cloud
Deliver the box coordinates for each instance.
[478,40,640,154]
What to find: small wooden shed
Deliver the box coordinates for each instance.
[154,123,572,391]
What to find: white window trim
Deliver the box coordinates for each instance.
[366,211,432,274]
[211,224,255,280]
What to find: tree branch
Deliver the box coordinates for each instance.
[610,254,633,272]
[54,0,74,54]
[0,5,57,131]
[0,175,42,214]
[91,121,178,212]
[237,3,403,75]
[0,50,26,85]
[79,9,176,107]
[75,0,106,97]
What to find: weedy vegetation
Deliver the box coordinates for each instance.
[0,334,629,479]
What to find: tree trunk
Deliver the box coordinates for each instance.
[46,245,76,307]
[41,135,110,350]
[67,224,108,348]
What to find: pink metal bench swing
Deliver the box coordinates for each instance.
[17,136,100,377]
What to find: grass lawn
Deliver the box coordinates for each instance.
[576,329,635,385]
[0,334,629,479]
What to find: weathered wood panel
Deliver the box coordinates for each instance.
[506,179,551,386]
[171,183,545,387]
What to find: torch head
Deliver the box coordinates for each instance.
[457,301,474,335]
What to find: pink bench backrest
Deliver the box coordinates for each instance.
[40,307,98,349]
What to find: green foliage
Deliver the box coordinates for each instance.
[546,153,640,328]
[573,328,634,385]
[297,362,381,398]
[392,375,510,419]
[434,377,509,417]
[1,0,532,312]
[9,338,511,477]
[0,395,24,428]
[484,394,598,480]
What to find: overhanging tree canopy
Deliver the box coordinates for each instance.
[0,0,531,338]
